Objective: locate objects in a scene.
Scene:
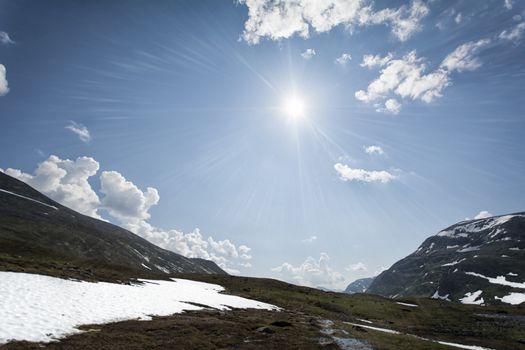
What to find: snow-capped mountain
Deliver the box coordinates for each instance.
[0,172,225,276]
[344,277,375,294]
[367,213,525,305]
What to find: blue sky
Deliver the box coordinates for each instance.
[1,0,524,289]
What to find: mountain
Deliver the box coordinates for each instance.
[344,277,374,294]
[0,172,225,279]
[367,213,525,305]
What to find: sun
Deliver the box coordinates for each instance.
[283,95,306,121]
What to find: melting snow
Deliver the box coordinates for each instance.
[0,189,58,210]
[345,321,494,350]
[441,259,465,267]
[0,272,277,344]
[495,293,525,305]
[396,302,418,307]
[460,290,484,305]
[465,272,525,289]
[432,290,451,301]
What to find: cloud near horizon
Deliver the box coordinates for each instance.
[238,0,429,44]
[271,253,346,288]
[2,155,251,274]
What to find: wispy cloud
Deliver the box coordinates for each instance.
[360,53,393,69]
[335,53,352,66]
[238,0,429,44]
[301,235,317,244]
[0,32,14,45]
[65,121,91,143]
[499,22,525,43]
[355,39,491,113]
[504,0,513,10]
[364,145,385,155]
[347,262,367,271]
[301,48,316,60]
[0,64,8,96]
[334,163,396,183]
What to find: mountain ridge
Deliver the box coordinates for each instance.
[367,212,525,305]
[0,172,225,280]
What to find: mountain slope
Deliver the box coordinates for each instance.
[0,172,225,278]
[367,213,525,304]
[344,277,375,294]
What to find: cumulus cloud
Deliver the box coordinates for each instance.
[5,155,101,218]
[238,0,429,44]
[335,53,352,65]
[474,210,492,220]
[301,235,318,244]
[504,0,513,10]
[347,262,367,271]
[4,155,251,273]
[355,39,491,112]
[65,121,91,143]
[360,53,393,69]
[499,22,525,42]
[0,31,14,45]
[364,145,385,155]
[334,163,396,183]
[301,48,316,60]
[0,64,9,96]
[271,253,345,288]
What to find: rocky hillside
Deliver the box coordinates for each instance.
[0,172,225,278]
[367,213,525,305]
[344,277,374,294]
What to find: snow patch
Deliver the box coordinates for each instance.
[396,302,418,307]
[465,272,525,289]
[0,188,58,210]
[441,258,466,267]
[432,290,451,301]
[495,293,525,305]
[0,272,277,344]
[460,290,484,305]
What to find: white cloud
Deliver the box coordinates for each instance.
[347,262,367,271]
[499,22,525,42]
[4,156,251,273]
[301,48,316,60]
[301,235,318,244]
[0,64,9,96]
[474,210,492,220]
[504,0,513,10]
[384,98,402,114]
[334,163,396,183]
[360,53,393,69]
[440,39,491,73]
[335,53,352,66]
[238,0,429,44]
[5,155,101,218]
[0,31,14,45]
[271,253,345,288]
[65,121,91,143]
[454,13,463,24]
[364,145,385,155]
[355,39,491,112]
